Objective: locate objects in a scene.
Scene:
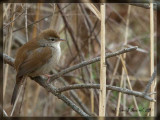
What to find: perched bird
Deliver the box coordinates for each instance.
[11,29,65,105]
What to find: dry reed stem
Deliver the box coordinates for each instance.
[3,109,8,117]
[3,3,16,99]
[32,83,41,114]
[149,2,155,116]
[89,38,94,113]
[31,3,42,115]
[3,4,11,19]
[116,5,131,116]
[49,3,56,29]
[120,55,141,116]
[99,3,106,116]
[123,5,131,116]
[106,58,120,107]
[10,85,23,116]
[24,80,31,116]
[84,3,101,20]
[116,68,124,116]
[25,4,28,42]
[32,3,41,38]
[11,4,30,116]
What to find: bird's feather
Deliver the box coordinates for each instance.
[16,47,52,81]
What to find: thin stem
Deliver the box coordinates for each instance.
[99,3,106,116]
[149,2,156,116]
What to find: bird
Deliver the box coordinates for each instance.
[11,29,65,105]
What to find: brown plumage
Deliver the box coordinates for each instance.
[11,29,65,105]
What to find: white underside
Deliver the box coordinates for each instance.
[30,42,61,76]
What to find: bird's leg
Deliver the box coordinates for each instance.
[44,74,52,83]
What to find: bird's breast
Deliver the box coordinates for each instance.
[31,46,61,76]
[49,46,61,66]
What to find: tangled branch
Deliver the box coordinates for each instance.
[3,46,156,117]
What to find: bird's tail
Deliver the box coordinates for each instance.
[11,83,21,105]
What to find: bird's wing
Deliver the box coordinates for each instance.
[16,47,52,81]
[14,40,39,70]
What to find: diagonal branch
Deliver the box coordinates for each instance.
[143,68,157,95]
[3,47,138,79]
[32,76,90,117]
[3,54,90,117]
[49,46,138,82]
[3,46,139,117]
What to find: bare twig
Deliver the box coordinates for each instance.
[79,4,100,46]
[49,46,138,82]
[144,69,157,95]
[3,47,156,117]
[70,90,92,115]
[57,3,95,83]
[3,11,25,29]
[3,54,90,117]
[57,4,84,60]
[3,47,138,84]
[55,84,155,102]
[32,76,90,117]
[3,53,14,67]
[3,46,138,116]
[25,4,28,42]
[51,69,92,116]
[13,3,71,32]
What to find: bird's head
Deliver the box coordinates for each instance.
[37,29,65,47]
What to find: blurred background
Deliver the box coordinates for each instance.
[3,3,157,117]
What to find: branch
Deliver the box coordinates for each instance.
[49,46,138,82]
[3,53,15,67]
[13,4,71,33]
[3,47,138,83]
[32,76,90,117]
[3,46,156,116]
[3,55,90,117]
[57,4,84,60]
[143,68,157,95]
[56,84,156,102]
[79,4,100,46]
[2,46,139,116]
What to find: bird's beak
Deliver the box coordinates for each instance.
[59,38,65,42]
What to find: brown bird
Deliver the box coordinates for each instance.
[11,29,65,105]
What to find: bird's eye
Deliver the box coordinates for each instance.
[48,37,55,41]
